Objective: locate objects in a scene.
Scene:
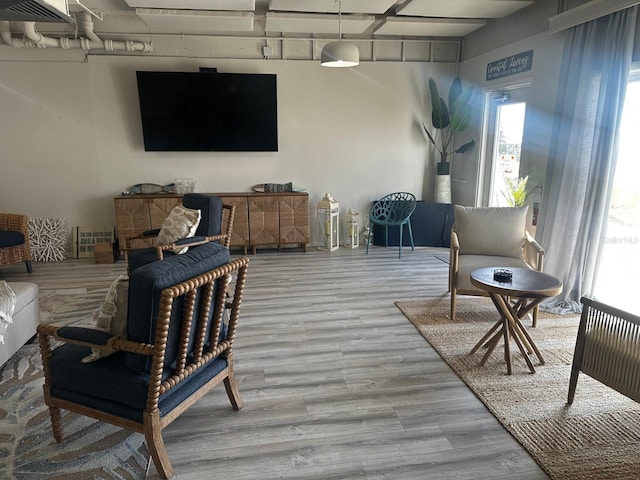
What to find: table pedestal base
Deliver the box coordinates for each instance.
[471,293,545,374]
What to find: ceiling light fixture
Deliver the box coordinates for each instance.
[321,0,359,67]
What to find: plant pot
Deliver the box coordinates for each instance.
[435,174,451,204]
[435,161,451,203]
[437,162,450,175]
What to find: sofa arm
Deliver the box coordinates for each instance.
[524,231,544,271]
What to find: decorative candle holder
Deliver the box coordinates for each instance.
[493,269,513,282]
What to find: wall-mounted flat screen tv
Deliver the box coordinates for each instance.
[136,71,278,152]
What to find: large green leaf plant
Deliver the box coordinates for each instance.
[423,76,476,175]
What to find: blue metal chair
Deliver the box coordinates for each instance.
[366,192,417,258]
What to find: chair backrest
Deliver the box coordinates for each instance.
[576,296,640,403]
[125,241,232,373]
[370,192,417,224]
[453,205,528,258]
[182,193,223,238]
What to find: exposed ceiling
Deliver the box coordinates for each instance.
[9,0,536,40]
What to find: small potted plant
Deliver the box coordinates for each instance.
[503,175,530,207]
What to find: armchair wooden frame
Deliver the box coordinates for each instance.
[0,213,33,273]
[568,296,640,404]
[450,229,545,324]
[37,256,249,479]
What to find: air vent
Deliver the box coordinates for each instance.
[0,0,73,23]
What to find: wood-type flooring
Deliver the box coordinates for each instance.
[0,245,549,480]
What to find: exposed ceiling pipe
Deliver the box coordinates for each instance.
[0,16,152,52]
[81,11,101,44]
[0,20,22,48]
[23,21,63,48]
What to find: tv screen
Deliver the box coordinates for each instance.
[135,71,278,152]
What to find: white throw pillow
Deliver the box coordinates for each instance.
[0,281,16,344]
[82,275,129,363]
[454,205,528,258]
[157,205,201,254]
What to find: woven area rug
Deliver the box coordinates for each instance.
[39,287,110,327]
[395,296,640,480]
[0,288,150,479]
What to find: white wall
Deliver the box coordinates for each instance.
[461,0,580,60]
[0,53,455,249]
[456,30,567,207]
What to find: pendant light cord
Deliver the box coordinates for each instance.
[338,0,342,41]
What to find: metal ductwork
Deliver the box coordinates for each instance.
[0,0,72,23]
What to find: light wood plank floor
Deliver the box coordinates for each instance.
[1,245,550,480]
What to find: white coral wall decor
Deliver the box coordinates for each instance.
[27,217,67,262]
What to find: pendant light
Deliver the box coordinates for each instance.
[321,0,359,67]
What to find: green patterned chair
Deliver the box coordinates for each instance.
[365,192,417,259]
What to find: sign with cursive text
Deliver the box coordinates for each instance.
[486,50,533,81]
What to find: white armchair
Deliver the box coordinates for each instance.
[449,205,545,323]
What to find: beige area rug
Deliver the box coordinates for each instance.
[0,288,150,479]
[395,296,640,480]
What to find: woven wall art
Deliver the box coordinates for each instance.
[28,217,67,262]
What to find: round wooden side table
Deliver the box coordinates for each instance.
[470,267,563,374]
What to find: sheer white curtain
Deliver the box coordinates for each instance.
[537,7,638,313]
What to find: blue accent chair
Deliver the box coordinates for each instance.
[365,192,417,258]
[126,193,235,274]
[37,243,250,479]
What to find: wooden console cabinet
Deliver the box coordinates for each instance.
[114,192,309,254]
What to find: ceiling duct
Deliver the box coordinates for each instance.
[0,0,73,23]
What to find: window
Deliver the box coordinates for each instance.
[489,102,526,207]
[593,72,640,310]
[478,85,531,207]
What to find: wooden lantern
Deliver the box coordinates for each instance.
[317,193,339,251]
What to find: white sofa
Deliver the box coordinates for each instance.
[1,282,40,366]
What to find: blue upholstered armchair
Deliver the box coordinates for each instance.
[37,243,249,479]
[125,193,235,273]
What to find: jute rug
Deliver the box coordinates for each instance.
[0,288,150,479]
[395,296,640,480]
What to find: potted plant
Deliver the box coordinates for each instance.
[503,175,529,207]
[423,77,475,202]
